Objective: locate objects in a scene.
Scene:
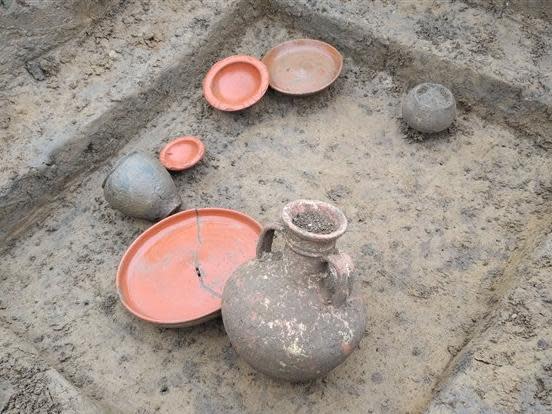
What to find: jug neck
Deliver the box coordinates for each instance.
[282,242,332,273]
[282,226,339,256]
[277,199,348,273]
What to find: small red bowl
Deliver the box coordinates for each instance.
[160,136,205,171]
[203,55,269,111]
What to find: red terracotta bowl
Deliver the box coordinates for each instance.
[117,208,261,327]
[203,55,269,111]
[262,39,343,95]
[160,136,205,171]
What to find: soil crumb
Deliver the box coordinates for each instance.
[292,210,337,234]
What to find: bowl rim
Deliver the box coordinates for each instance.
[411,82,456,110]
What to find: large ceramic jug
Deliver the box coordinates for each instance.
[222,200,365,382]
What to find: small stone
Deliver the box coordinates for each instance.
[537,339,549,350]
[371,372,384,384]
[25,61,46,81]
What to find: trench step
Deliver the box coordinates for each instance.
[275,0,552,143]
[0,322,104,413]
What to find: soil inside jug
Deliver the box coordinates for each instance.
[291,210,338,234]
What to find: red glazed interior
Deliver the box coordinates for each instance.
[160,136,205,171]
[117,208,261,326]
[203,55,269,111]
[262,39,343,95]
[211,62,263,104]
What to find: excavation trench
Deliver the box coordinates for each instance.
[1,1,551,413]
[2,0,551,248]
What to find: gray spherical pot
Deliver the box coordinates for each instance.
[402,82,456,133]
[102,151,181,221]
[222,200,366,382]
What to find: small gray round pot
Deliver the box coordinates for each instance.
[102,151,181,221]
[402,82,456,133]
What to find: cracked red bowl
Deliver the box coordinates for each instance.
[203,55,269,111]
[160,136,205,171]
[117,208,261,327]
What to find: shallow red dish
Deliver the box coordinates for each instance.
[262,39,343,95]
[203,55,269,111]
[160,136,205,171]
[117,208,261,327]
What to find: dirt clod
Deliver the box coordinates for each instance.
[25,62,46,81]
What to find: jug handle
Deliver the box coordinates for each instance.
[256,222,283,259]
[324,253,354,307]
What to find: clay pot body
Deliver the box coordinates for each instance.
[402,82,456,133]
[103,151,181,221]
[222,200,365,382]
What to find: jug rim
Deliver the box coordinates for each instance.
[281,199,347,241]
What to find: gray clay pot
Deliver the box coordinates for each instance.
[102,151,181,221]
[402,82,456,133]
[222,200,366,382]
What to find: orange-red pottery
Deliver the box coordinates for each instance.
[160,136,205,171]
[203,55,269,111]
[262,39,343,95]
[117,208,261,327]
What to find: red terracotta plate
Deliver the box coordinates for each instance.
[262,39,343,95]
[203,55,269,111]
[160,136,205,171]
[117,208,261,327]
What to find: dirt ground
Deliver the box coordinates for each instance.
[1,1,551,413]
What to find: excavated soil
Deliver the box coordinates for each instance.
[292,211,338,234]
[1,1,551,413]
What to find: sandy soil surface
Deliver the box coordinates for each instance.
[1,1,551,413]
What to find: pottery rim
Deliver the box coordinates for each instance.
[281,199,347,241]
[412,82,455,110]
